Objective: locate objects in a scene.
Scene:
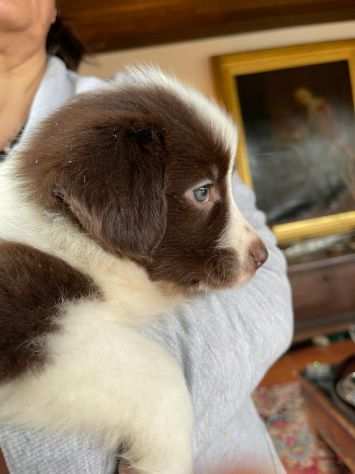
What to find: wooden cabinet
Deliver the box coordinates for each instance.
[57,0,355,53]
[289,255,355,341]
[301,376,355,472]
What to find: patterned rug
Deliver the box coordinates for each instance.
[253,382,350,474]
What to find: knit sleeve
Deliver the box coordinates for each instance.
[143,173,294,456]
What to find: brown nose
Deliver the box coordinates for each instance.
[249,240,268,269]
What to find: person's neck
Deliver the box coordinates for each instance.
[0,48,47,150]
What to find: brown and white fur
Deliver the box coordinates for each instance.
[0,67,267,474]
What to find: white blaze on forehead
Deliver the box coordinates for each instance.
[218,154,256,256]
[112,66,238,158]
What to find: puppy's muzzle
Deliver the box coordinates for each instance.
[248,239,268,270]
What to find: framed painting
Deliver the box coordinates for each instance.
[213,40,355,244]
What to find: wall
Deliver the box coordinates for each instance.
[80,21,355,100]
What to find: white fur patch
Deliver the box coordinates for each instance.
[218,155,259,279]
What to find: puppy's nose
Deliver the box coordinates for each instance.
[249,240,268,270]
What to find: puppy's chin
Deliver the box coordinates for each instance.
[187,261,261,294]
[204,252,260,291]
[155,281,188,306]
[154,254,258,298]
[229,268,258,288]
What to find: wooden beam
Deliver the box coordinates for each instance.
[57,0,355,54]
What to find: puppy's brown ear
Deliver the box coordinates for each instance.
[54,116,167,259]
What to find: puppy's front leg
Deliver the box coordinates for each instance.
[109,331,193,474]
[118,352,194,474]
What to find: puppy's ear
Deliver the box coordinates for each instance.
[55,116,167,259]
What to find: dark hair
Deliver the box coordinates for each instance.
[46,16,85,71]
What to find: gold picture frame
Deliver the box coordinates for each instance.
[213,40,355,245]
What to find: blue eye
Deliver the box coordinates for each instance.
[193,185,210,202]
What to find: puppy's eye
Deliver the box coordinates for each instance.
[193,185,211,203]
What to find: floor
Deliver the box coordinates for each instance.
[255,339,355,474]
[260,339,355,387]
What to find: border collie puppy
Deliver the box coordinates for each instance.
[0,68,267,474]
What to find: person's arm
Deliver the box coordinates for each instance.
[144,173,293,457]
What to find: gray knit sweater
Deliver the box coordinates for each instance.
[0,57,293,474]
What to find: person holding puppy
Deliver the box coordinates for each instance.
[0,1,293,473]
